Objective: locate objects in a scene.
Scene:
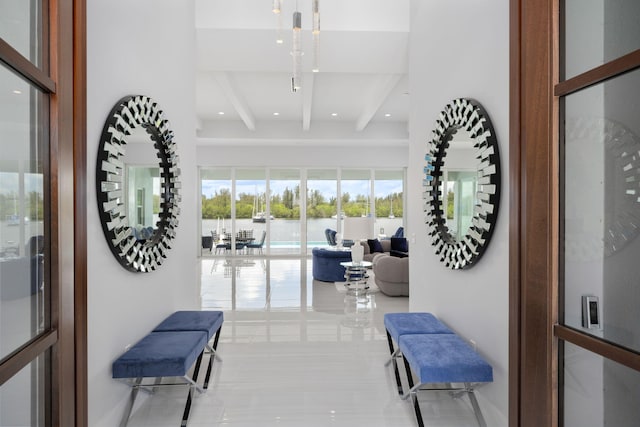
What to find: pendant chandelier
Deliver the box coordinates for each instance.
[272,0,320,92]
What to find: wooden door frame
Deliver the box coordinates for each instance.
[48,0,87,425]
[509,0,558,426]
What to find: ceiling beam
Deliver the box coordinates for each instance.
[302,72,315,131]
[213,71,256,131]
[355,74,402,132]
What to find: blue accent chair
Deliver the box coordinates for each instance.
[312,247,352,282]
[325,228,337,246]
[392,226,404,238]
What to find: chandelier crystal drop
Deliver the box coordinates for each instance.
[291,10,302,92]
[271,0,320,91]
[272,0,282,14]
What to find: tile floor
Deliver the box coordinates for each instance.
[125,257,488,427]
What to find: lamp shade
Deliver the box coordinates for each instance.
[343,217,373,241]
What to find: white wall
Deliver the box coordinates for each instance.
[86,1,198,426]
[408,1,509,425]
[196,145,408,169]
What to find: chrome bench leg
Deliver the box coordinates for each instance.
[385,330,404,395]
[119,378,142,427]
[466,383,487,427]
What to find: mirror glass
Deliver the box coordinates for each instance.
[440,129,477,240]
[123,128,161,240]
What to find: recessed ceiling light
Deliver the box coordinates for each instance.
[12,90,22,95]
[385,113,392,117]
[331,113,338,117]
[312,68,319,73]
[217,111,225,115]
[273,112,280,116]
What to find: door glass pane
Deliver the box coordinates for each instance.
[341,169,370,219]
[270,169,300,254]
[0,351,49,427]
[562,68,640,352]
[1,66,46,360]
[562,341,640,426]
[563,0,640,80]
[0,1,42,67]
[236,169,266,255]
[200,168,231,255]
[306,169,337,248]
[374,170,403,238]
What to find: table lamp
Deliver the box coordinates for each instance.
[343,217,372,264]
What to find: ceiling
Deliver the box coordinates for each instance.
[195,0,411,146]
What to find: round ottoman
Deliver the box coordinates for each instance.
[312,247,352,282]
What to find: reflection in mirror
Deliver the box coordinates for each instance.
[442,170,476,240]
[123,128,161,240]
[440,129,477,240]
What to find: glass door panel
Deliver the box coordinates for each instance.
[270,169,300,254]
[0,353,49,427]
[0,1,43,68]
[374,169,403,238]
[340,169,371,219]
[1,66,47,361]
[560,3,640,426]
[236,169,266,256]
[563,0,640,80]
[200,168,232,255]
[306,169,337,248]
[563,341,640,426]
[562,68,640,353]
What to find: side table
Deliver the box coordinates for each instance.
[340,261,372,290]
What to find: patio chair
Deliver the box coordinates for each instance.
[246,230,266,254]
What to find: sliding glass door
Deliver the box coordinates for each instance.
[200,168,231,255]
[269,169,300,255]
[306,169,337,248]
[199,167,405,256]
[374,170,404,238]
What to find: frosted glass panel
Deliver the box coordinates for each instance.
[563,0,640,80]
[0,352,48,427]
[563,342,640,427]
[562,68,640,352]
[0,1,42,67]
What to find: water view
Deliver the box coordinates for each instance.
[201,217,403,253]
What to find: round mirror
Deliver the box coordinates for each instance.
[423,98,501,269]
[96,95,181,272]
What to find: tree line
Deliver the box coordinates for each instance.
[202,187,403,219]
[0,192,44,221]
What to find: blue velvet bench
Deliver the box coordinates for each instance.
[112,310,223,427]
[383,312,493,427]
[383,312,454,395]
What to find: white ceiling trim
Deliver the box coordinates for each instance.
[213,71,256,131]
[355,74,403,132]
[196,137,409,147]
[302,72,315,131]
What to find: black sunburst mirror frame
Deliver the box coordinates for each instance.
[96,95,181,273]
[423,98,501,269]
